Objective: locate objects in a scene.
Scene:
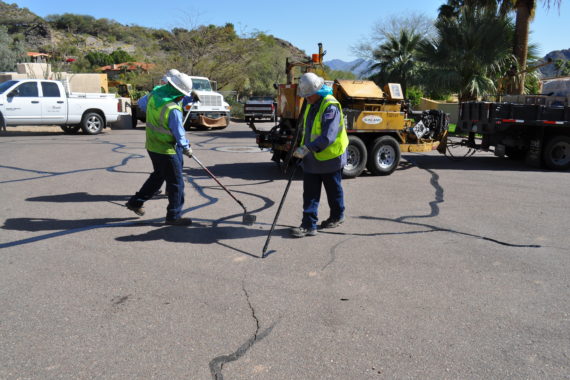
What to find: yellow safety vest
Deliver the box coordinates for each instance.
[301,95,348,161]
[145,94,181,155]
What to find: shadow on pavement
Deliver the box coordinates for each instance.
[403,153,551,173]
[26,192,133,203]
[3,217,139,231]
[0,131,66,137]
[184,161,300,181]
[116,222,291,258]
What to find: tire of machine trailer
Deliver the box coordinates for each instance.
[366,135,401,176]
[542,135,570,170]
[81,112,104,135]
[60,125,80,134]
[342,135,367,178]
[505,146,526,160]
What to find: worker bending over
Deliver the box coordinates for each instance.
[291,72,349,237]
[126,69,194,226]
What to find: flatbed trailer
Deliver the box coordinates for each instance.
[457,94,570,170]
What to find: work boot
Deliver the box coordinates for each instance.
[320,216,345,229]
[125,202,145,216]
[290,226,317,238]
[165,217,193,226]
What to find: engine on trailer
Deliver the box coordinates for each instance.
[407,109,449,140]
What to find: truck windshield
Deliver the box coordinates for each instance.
[192,79,212,91]
[0,80,17,94]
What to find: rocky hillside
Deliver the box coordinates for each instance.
[0,1,51,47]
[0,1,311,96]
[539,49,570,78]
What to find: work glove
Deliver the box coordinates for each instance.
[292,146,310,158]
[183,146,193,158]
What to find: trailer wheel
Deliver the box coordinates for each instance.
[505,146,526,160]
[81,112,104,135]
[342,135,367,178]
[542,135,570,170]
[60,125,80,134]
[366,135,401,176]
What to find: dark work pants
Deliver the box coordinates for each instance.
[128,147,185,220]
[301,169,345,230]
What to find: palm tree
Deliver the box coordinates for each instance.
[419,6,516,101]
[438,0,562,94]
[511,0,561,93]
[370,29,424,96]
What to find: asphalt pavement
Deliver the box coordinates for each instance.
[1,122,569,379]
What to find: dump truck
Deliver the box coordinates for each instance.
[248,43,448,177]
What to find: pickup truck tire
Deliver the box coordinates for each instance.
[542,135,570,170]
[343,135,367,178]
[81,112,104,135]
[60,125,80,134]
[366,135,400,176]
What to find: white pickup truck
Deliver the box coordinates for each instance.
[0,79,121,135]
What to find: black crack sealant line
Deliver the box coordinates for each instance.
[319,159,540,267]
[1,136,274,251]
[0,139,145,185]
[0,175,217,249]
[208,281,276,380]
[397,157,541,248]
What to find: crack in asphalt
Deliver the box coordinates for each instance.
[208,282,275,380]
[322,237,356,271]
[319,159,539,269]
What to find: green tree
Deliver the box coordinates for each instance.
[85,51,113,67]
[438,0,563,94]
[0,25,26,72]
[110,49,134,64]
[352,13,434,61]
[419,6,516,101]
[370,29,424,96]
[168,23,238,76]
[555,59,570,76]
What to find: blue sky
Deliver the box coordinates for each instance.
[10,0,570,61]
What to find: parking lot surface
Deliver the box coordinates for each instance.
[1,122,569,379]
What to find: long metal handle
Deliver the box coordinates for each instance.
[262,162,299,257]
[192,155,247,212]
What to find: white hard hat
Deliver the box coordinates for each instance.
[164,69,193,96]
[297,72,324,97]
[161,69,179,84]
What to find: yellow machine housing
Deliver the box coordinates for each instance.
[333,80,408,131]
[251,42,448,178]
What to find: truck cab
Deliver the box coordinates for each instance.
[0,80,64,125]
[0,79,121,134]
[183,76,231,129]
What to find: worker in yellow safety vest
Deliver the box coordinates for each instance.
[125,69,195,226]
[291,72,349,237]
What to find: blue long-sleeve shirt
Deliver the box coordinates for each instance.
[138,94,190,149]
[302,97,347,174]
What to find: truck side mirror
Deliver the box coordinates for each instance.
[8,89,19,97]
